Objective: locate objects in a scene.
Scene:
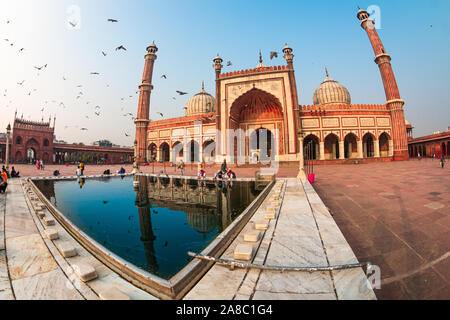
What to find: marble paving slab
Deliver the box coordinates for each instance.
[11,268,84,300]
[6,233,58,280]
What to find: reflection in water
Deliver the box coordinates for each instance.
[34,176,266,279]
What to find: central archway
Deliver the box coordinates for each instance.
[228,88,283,163]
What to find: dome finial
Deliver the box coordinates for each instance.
[259,50,263,64]
[202,81,204,90]
[325,66,329,78]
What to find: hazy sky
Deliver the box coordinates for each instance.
[0,0,449,146]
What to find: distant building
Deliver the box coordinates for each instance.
[0,114,133,164]
[408,125,450,158]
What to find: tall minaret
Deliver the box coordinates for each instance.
[213,54,223,161]
[135,43,158,164]
[357,9,409,160]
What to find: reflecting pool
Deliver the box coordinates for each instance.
[33,175,267,279]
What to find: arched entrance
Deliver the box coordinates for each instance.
[148,143,157,161]
[303,135,319,160]
[15,151,23,162]
[249,128,274,163]
[363,133,375,158]
[379,133,390,157]
[187,140,199,163]
[344,133,358,159]
[442,142,447,157]
[229,88,283,164]
[172,141,183,163]
[160,142,170,162]
[27,148,36,163]
[324,134,339,160]
[203,140,216,163]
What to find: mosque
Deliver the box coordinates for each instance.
[134,9,409,168]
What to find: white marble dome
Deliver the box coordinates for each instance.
[313,72,351,105]
[185,83,216,117]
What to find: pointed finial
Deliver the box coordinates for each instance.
[202,81,205,90]
[259,50,263,63]
[325,67,329,78]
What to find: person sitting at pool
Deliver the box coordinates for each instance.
[213,170,224,180]
[198,168,206,180]
[226,169,236,180]
[53,170,61,177]
[11,166,20,178]
[117,167,125,174]
[0,172,7,194]
[103,169,111,175]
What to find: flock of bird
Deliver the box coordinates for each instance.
[2,16,284,143]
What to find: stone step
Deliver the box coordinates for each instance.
[99,287,131,300]
[43,217,55,226]
[57,242,77,258]
[37,211,46,219]
[243,231,261,242]
[254,220,269,231]
[73,263,98,282]
[44,229,59,240]
[234,244,253,261]
[266,207,276,212]
[264,212,276,220]
[271,201,280,206]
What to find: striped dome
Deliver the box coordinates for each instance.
[313,71,351,105]
[186,212,217,234]
[185,83,216,117]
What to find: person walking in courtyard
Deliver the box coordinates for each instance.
[440,156,445,168]
[221,159,227,173]
[78,161,85,176]
[178,160,184,176]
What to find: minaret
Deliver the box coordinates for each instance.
[213,54,223,161]
[283,44,301,161]
[135,42,158,164]
[357,9,409,160]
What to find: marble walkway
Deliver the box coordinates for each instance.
[185,178,376,300]
[1,176,375,300]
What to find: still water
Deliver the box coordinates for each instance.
[34,175,266,279]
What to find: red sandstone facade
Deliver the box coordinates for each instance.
[134,9,410,166]
[0,116,133,165]
[408,130,450,158]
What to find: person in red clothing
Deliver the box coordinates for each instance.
[0,168,8,193]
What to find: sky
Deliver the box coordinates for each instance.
[0,0,449,146]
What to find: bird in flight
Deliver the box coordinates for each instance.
[176,90,188,95]
[69,21,77,28]
[107,19,118,23]
[227,61,232,66]
[115,45,127,51]
[90,72,100,75]
[17,80,25,85]
[18,48,25,53]
[77,85,83,87]
[123,113,133,117]
[95,105,100,110]
[157,112,163,117]
[95,111,101,116]
[34,65,46,71]
[161,75,167,79]
[124,133,130,137]
[80,128,88,131]
[63,76,67,80]
[270,51,278,60]
[102,51,107,56]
